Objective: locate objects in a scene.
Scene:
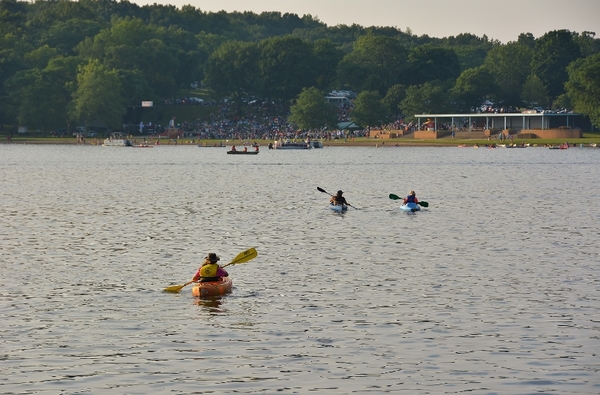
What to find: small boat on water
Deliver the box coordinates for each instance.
[590,143,597,148]
[311,140,324,148]
[400,202,420,212]
[227,150,259,155]
[329,203,348,212]
[273,140,311,149]
[103,133,132,147]
[198,143,225,148]
[191,277,233,298]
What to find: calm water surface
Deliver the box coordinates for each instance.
[1,144,599,394]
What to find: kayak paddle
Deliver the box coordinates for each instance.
[389,193,429,207]
[163,247,258,293]
[317,187,359,210]
[163,281,194,294]
[221,247,258,268]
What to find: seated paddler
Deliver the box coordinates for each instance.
[330,190,348,206]
[192,253,229,283]
[403,190,419,205]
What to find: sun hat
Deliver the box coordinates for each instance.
[206,253,220,263]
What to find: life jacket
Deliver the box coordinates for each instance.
[406,195,416,203]
[332,195,345,205]
[200,263,220,278]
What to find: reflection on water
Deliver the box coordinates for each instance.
[194,296,224,312]
[1,144,599,394]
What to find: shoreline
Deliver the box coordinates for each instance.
[1,136,598,147]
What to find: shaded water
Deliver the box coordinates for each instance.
[1,144,599,394]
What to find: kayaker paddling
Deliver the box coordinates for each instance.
[403,190,419,205]
[317,187,359,210]
[193,253,229,283]
[164,248,257,294]
[330,190,348,206]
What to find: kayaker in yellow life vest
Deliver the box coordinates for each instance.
[192,253,229,283]
[330,190,348,206]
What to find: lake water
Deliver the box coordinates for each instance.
[1,144,599,395]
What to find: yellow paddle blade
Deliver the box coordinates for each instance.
[163,284,185,293]
[224,247,258,267]
[163,281,193,293]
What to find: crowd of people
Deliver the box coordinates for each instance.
[125,99,380,143]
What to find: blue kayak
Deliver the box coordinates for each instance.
[400,202,420,212]
[329,204,348,212]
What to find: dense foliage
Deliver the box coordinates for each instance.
[1,0,599,132]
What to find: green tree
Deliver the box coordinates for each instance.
[532,30,582,106]
[400,80,453,121]
[42,18,104,55]
[6,68,50,132]
[337,34,408,94]
[44,55,82,130]
[565,53,600,128]
[204,40,260,103]
[69,60,125,129]
[0,35,26,126]
[521,74,549,108]
[517,33,536,49]
[312,39,344,91]
[382,84,406,117]
[350,90,388,128]
[484,42,532,106]
[23,45,59,69]
[288,87,338,132]
[162,25,206,90]
[406,45,461,86]
[572,31,600,57]
[75,18,182,99]
[5,55,80,132]
[258,35,318,101]
[452,66,497,111]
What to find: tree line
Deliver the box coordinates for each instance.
[1,0,599,133]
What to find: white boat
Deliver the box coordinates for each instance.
[273,140,311,149]
[103,133,132,147]
[400,202,420,212]
[590,143,597,148]
[329,204,347,212]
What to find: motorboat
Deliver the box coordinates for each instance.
[103,133,132,147]
[273,140,311,149]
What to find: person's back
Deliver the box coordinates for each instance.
[193,253,229,283]
[404,190,418,204]
[330,190,347,205]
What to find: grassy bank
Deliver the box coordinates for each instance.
[2,133,599,147]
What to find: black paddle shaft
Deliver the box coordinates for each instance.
[317,187,332,196]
